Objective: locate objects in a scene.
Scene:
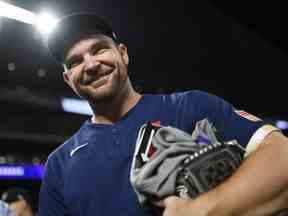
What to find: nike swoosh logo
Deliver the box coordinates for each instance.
[70,143,89,157]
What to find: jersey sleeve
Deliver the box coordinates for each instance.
[39,155,68,216]
[188,90,279,154]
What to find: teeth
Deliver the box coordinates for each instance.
[98,72,111,79]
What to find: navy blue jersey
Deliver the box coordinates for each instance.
[39,90,266,216]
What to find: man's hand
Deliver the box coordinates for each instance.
[161,195,214,216]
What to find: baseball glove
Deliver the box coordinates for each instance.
[130,118,245,206]
[175,138,244,199]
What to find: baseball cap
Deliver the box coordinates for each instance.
[47,13,118,62]
[1,188,32,207]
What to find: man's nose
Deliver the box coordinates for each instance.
[83,55,100,73]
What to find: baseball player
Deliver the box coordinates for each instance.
[39,13,288,216]
[2,187,35,216]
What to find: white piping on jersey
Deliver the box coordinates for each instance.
[70,142,89,157]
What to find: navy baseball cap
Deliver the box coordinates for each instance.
[47,13,117,62]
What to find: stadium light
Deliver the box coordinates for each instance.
[35,13,58,35]
[0,0,36,24]
[276,120,288,130]
[61,97,93,115]
[0,1,59,35]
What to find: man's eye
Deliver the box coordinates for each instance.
[91,48,107,55]
[68,60,81,69]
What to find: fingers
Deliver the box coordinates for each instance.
[152,199,164,208]
[163,196,180,207]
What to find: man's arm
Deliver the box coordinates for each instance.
[39,157,68,216]
[162,131,288,216]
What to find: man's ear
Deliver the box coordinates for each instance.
[118,43,129,65]
[63,71,71,86]
[62,64,71,84]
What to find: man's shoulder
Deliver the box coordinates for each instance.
[161,89,212,103]
[144,89,210,100]
[49,136,75,156]
[46,121,89,165]
[45,135,77,167]
[170,89,208,97]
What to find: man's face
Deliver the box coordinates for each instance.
[10,199,26,216]
[63,35,129,102]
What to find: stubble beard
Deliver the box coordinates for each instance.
[80,67,128,104]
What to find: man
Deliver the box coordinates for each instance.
[39,13,288,216]
[1,187,34,216]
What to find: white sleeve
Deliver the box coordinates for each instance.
[244,125,281,158]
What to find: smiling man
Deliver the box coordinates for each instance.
[39,13,288,216]
[63,35,130,103]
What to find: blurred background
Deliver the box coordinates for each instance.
[1,0,287,213]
